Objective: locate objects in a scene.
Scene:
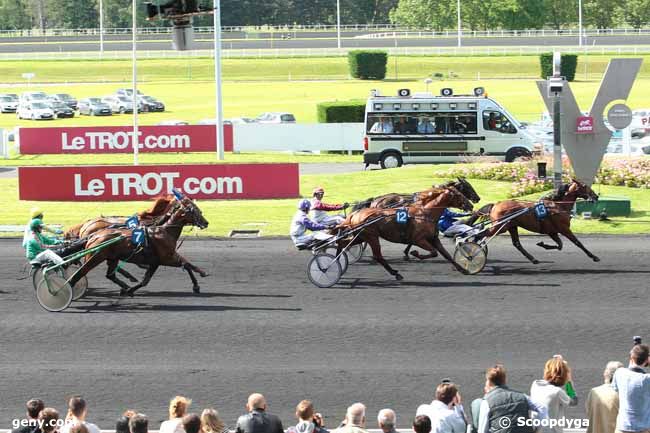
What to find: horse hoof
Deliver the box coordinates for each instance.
[119,289,127,296]
[128,277,138,283]
[199,272,208,278]
[193,285,201,294]
[593,256,601,262]
[395,273,404,281]
[532,260,540,265]
[403,255,410,261]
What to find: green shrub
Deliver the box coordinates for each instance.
[348,50,388,80]
[539,53,579,81]
[317,100,366,123]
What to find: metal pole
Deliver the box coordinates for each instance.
[578,0,583,47]
[457,0,461,47]
[214,0,224,160]
[99,0,104,56]
[132,0,139,166]
[336,0,341,49]
[552,96,562,188]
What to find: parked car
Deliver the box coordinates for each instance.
[17,102,54,120]
[255,112,296,123]
[102,95,136,114]
[115,88,144,98]
[156,120,188,125]
[47,101,75,118]
[1,93,19,102]
[0,95,19,113]
[230,117,256,124]
[20,91,48,104]
[48,93,78,110]
[140,96,165,112]
[78,98,112,116]
[198,118,232,125]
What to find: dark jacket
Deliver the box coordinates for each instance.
[485,386,534,433]
[236,409,284,433]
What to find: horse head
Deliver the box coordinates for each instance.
[570,178,599,202]
[445,186,474,212]
[455,177,481,203]
[420,186,473,212]
[169,190,209,229]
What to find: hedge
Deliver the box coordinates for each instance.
[348,50,388,80]
[539,53,578,82]
[317,100,366,123]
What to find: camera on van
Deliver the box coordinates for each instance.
[548,77,564,96]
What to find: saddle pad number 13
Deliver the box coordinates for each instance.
[396,208,409,224]
[131,228,145,246]
[534,203,548,220]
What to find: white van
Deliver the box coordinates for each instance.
[362,88,538,169]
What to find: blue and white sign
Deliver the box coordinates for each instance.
[396,208,409,224]
[126,215,139,229]
[534,203,548,220]
[131,228,145,246]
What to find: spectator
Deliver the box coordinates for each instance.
[12,399,44,433]
[530,356,578,433]
[287,400,328,433]
[412,415,432,433]
[182,414,201,433]
[235,393,284,433]
[612,344,650,433]
[116,410,137,433]
[416,382,466,433]
[201,409,225,433]
[417,117,435,134]
[332,403,367,433]
[370,117,394,134]
[160,396,192,433]
[478,364,547,433]
[60,397,101,433]
[377,409,397,433]
[129,414,149,433]
[586,361,623,433]
[70,425,89,433]
[39,408,60,433]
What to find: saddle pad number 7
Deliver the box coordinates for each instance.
[131,228,145,246]
[396,208,409,224]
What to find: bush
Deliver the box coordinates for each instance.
[317,100,366,123]
[539,53,578,81]
[348,50,388,80]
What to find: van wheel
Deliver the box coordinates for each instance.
[380,152,403,169]
[505,147,531,162]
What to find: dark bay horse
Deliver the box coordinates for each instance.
[336,186,474,280]
[68,194,209,296]
[465,179,600,264]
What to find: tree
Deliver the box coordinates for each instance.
[0,0,31,29]
[622,0,650,28]
[389,0,455,30]
[543,0,577,29]
[49,0,98,28]
[584,0,623,28]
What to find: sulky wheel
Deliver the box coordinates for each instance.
[346,243,364,264]
[31,266,44,291]
[65,264,89,301]
[36,274,73,312]
[325,247,349,274]
[453,241,487,275]
[307,253,343,288]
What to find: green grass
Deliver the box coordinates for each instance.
[2,164,648,236]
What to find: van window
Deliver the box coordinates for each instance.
[367,112,477,135]
[483,110,516,134]
[280,114,296,122]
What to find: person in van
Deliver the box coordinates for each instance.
[395,116,414,134]
[370,116,393,133]
[453,117,468,134]
[487,113,498,130]
[417,116,435,134]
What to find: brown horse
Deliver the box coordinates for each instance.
[466,179,600,264]
[336,186,474,280]
[68,194,209,297]
[64,194,177,240]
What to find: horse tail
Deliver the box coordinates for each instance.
[465,203,494,226]
[351,197,373,212]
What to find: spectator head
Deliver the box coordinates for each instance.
[169,396,191,420]
[412,415,431,433]
[377,409,396,432]
[435,383,459,406]
[603,361,624,384]
[39,408,59,433]
[67,397,87,421]
[129,414,149,433]
[70,424,89,433]
[182,414,201,433]
[295,400,314,421]
[201,408,225,433]
[246,394,267,412]
[485,364,507,388]
[26,399,45,420]
[543,357,570,387]
[630,344,650,367]
[346,403,366,427]
[116,416,131,433]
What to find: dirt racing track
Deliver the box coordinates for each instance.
[1,236,648,425]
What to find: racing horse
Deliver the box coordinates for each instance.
[465,179,600,264]
[336,186,474,280]
[351,177,481,259]
[67,192,209,296]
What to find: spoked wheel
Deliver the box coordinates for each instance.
[31,266,44,290]
[325,247,349,274]
[454,241,487,275]
[65,264,88,301]
[307,253,342,288]
[35,274,73,312]
[346,243,364,264]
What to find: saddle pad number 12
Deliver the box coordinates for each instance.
[534,203,548,220]
[396,208,409,224]
[131,228,145,246]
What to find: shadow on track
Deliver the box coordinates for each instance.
[336,279,561,290]
[65,301,302,314]
[487,267,650,276]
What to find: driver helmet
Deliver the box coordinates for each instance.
[30,207,44,219]
[298,199,311,212]
[30,218,44,231]
[312,187,325,196]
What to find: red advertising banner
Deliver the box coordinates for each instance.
[19,164,299,201]
[18,124,233,154]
